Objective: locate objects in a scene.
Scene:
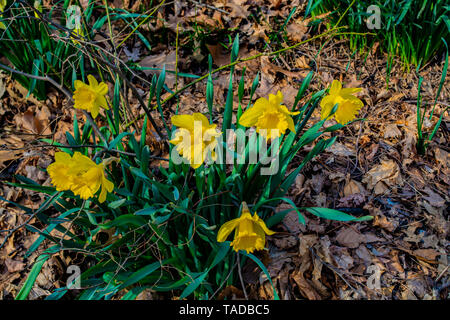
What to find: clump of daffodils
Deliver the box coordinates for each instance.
[47,152,114,203]
[217,202,275,253]
[169,113,222,169]
[320,80,364,124]
[239,91,299,140]
[73,75,109,119]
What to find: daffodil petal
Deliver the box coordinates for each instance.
[217,218,240,242]
[74,80,85,90]
[334,100,363,124]
[341,87,362,96]
[268,91,283,106]
[96,95,108,110]
[96,82,109,96]
[87,75,99,87]
[90,104,100,119]
[54,152,72,162]
[320,95,336,120]
[286,114,296,133]
[193,113,210,127]
[171,115,195,131]
[254,215,276,235]
[329,80,342,95]
[239,98,266,127]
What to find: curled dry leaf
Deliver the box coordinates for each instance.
[15,106,52,135]
[327,142,355,157]
[413,249,442,263]
[373,215,398,232]
[343,179,366,197]
[248,24,270,44]
[422,187,446,207]
[384,123,402,139]
[286,20,308,42]
[362,159,403,194]
[335,227,384,249]
[5,258,25,273]
[434,148,449,167]
[206,43,231,67]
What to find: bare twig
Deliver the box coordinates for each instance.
[187,0,229,14]
[0,192,61,250]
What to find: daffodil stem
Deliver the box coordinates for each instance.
[236,252,249,300]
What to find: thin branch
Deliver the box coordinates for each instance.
[0,192,61,251]
[187,0,229,14]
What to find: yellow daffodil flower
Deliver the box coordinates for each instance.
[71,25,84,45]
[217,202,275,253]
[73,75,109,119]
[0,0,7,29]
[34,1,42,19]
[239,91,299,140]
[320,80,364,124]
[169,113,222,169]
[47,152,114,203]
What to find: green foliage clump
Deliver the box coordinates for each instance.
[307,0,449,70]
[11,37,373,300]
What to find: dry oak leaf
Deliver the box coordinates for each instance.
[206,43,231,67]
[139,51,177,88]
[248,24,270,44]
[291,269,322,300]
[335,227,383,249]
[343,179,366,197]
[0,150,22,167]
[295,55,310,69]
[384,123,402,139]
[413,249,442,263]
[434,148,449,167]
[286,12,331,42]
[15,106,52,135]
[5,258,25,273]
[327,142,355,157]
[396,247,443,264]
[362,159,403,193]
[373,215,397,232]
[422,187,446,207]
[286,21,308,42]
